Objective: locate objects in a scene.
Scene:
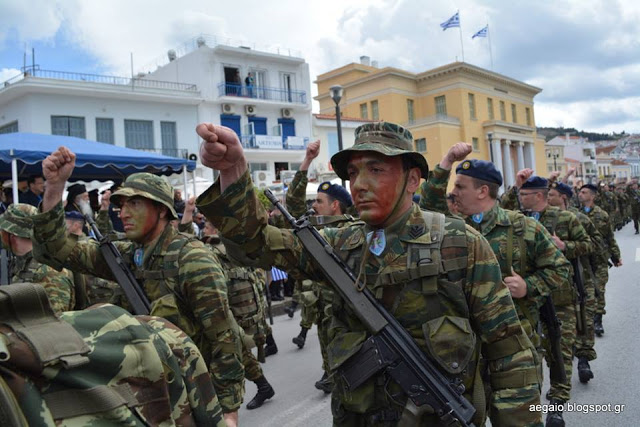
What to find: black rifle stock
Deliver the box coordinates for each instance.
[265,274,273,325]
[83,211,151,315]
[0,249,10,285]
[264,189,476,427]
[571,258,587,336]
[540,296,566,384]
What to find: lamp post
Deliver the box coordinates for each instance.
[548,148,559,171]
[330,84,345,186]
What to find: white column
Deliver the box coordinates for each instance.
[516,141,526,172]
[525,142,536,171]
[502,140,515,188]
[491,138,504,193]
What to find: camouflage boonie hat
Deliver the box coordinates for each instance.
[0,203,38,238]
[111,173,177,219]
[330,121,429,181]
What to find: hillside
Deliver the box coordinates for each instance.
[537,127,627,142]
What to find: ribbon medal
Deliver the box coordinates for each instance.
[366,230,386,256]
[471,213,484,224]
[134,248,144,267]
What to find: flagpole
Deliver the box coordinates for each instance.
[458,10,465,62]
[487,23,494,70]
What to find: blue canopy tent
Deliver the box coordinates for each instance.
[0,133,197,202]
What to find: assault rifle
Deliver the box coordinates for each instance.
[265,190,476,427]
[571,258,587,336]
[81,206,150,315]
[0,248,10,285]
[540,296,567,384]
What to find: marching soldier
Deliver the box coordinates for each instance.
[197,122,543,426]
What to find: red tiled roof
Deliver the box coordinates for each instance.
[611,159,630,166]
[314,113,374,122]
[596,145,617,154]
[564,157,581,163]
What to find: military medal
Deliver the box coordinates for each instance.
[367,230,386,256]
[134,248,144,267]
[471,213,483,224]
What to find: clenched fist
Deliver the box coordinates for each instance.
[441,143,473,170]
[43,146,76,188]
[515,168,535,188]
[306,140,320,161]
[197,123,245,171]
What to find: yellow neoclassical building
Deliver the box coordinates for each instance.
[315,59,547,191]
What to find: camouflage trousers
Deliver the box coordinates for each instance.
[299,281,332,373]
[544,303,577,402]
[240,329,264,382]
[594,263,609,315]
[633,210,640,232]
[575,276,597,361]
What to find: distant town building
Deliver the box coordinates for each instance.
[547,134,597,182]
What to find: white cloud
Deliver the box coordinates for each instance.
[0,1,67,45]
[0,68,22,83]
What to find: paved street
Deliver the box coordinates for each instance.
[239,222,640,426]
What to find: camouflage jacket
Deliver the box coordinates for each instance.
[286,169,310,218]
[579,204,621,263]
[627,187,640,210]
[418,164,451,215]
[197,170,542,426]
[568,207,606,282]
[11,252,74,314]
[30,202,244,413]
[72,235,119,308]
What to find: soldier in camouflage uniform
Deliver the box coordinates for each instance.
[548,182,603,385]
[284,140,356,393]
[64,210,118,307]
[502,172,591,426]
[419,146,570,364]
[578,183,622,338]
[31,147,244,427]
[627,181,640,234]
[0,203,74,314]
[0,282,226,426]
[196,122,544,426]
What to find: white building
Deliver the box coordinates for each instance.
[546,135,596,181]
[0,35,313,187]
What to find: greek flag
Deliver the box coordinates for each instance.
[472,25,488,39]
[271,267,288,281]
[440,12,460,31]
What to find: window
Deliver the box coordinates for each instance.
[435,95,447,115]
[290,162,301,171]
[468,93,476,120]
[407,99,415,123]
[161,121,177,156]
[415,138,426,152]
[371,100,379,120]
[0,121,18,134]
[487,98,494,120]
[526,107,532,126]
[360,103,368,119]
[51,116,85,138]
[249,163,267,173]
[472,137,479,151]
[499,101,506,121]
[124,119,154,149]
[328,132,339,157]
[95,118,114,144]
[511,104,517,123]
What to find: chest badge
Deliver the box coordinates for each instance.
[134,248,144,267]
[471,213,484,224]
[530,211,541,221]
[367,230,386,256]
[584,206,592,213]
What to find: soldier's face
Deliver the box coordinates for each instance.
[347,152,416,226]
[312,193,337,216]
[578,188,595,204]
[547,189,563,207]
[204,221,217,236]
[451,175,482,215]
[119,196,163,242]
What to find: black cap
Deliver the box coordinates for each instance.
[456,159,503,185]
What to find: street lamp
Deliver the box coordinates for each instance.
[330,84,345,185]
[548,148,559,171]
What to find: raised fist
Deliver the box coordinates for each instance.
[441,143,473,170]
[42,146,76,188]
[185,196,196,215]
[515,168,535,188]
[305,140,320,161]
[197,123,245,171]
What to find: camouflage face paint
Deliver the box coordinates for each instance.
[347,152,405,226]
[119,196,162,243]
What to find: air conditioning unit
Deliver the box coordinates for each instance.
[281,108,293,119]
[221,103,235,115]
[245,105,257,116]
[280,170,297,186]
[252,170,275,189]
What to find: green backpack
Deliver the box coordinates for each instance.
[0,283,225,427]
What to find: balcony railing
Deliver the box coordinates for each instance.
[404,114,461,127]
[2,69,198,93]
[240,135,308,150]
[132,148,189,158]
[218,83,306,104]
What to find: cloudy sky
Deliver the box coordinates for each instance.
[1,0,639,133]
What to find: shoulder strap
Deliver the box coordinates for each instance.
[504,211,526,277]
[138,235,192,281]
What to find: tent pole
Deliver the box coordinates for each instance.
[192,170,197,197]
[183,166,189,199]
[11,158,18,205]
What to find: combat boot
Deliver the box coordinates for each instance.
[284,301,298,318]
[264,333,278,357]
[578,357,594,383]
[594,314,604,337]
[292,327,309,349]
[246,376,275,410]
[314,372,333,394]
[545,399,565,427]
